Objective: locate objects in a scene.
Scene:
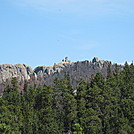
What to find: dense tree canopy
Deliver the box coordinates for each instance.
[0,63,134,134]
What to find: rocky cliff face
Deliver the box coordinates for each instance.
[0,64,32,83]
[0,57,123,91]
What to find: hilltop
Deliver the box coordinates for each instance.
[0,57,123,92]
[0,58,133,134]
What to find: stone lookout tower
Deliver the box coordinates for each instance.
[62,57,70,63]
[92,57,99,63]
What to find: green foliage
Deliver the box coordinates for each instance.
[73,123,83,134]
[54,76,77,133]
[0,64,134,134]
[0,123,11,134]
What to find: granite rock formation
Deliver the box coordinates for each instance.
[0,57,123,91]
[0,64,32,83]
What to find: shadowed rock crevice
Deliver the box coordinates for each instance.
[0,57,123,91]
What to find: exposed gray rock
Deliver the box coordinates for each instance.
[0,63,32,83]
[0,57,124,91]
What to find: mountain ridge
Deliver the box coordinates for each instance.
[0,57,123,92]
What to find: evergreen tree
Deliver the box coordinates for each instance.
[76,80,87,132]
[118,62,134,133]
[54,76,77,133]
[0,62,133,134]
[21,86,39,134]
[2,77,23,133]
[36,85,59,134]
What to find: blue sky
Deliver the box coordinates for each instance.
[0,0,134,68]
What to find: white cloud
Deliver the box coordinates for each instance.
[12,0,134,16]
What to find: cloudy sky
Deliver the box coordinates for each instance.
[0,0,134,68]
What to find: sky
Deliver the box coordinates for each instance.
[0,0,134,68]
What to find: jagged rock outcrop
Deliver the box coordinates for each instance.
[0,57,123,91]
[33,57,123,87]
[0,64,32,83]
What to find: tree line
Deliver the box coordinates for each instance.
[0,62,134,134]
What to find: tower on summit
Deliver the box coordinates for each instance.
[62,57,70,63]
[92,57,98,63]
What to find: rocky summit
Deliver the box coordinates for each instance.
[0,57,123,91]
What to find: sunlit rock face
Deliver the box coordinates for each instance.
[0,57,123,90]
[0,63,32,83]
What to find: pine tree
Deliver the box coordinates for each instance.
[76,80,87,132]
[118,62,134,133]
[36,85,59,134]
[2,77,23,133]
[54,76,77,133]
[21,86,39,134]
[86,86,103,134]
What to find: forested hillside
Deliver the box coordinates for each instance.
[0,62,134,134]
